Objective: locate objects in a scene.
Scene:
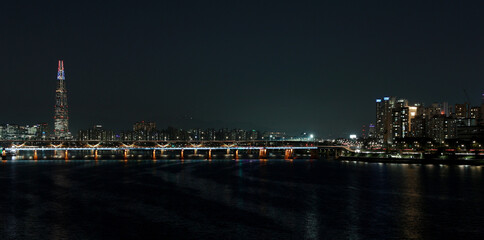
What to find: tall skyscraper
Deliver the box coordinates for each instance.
[375,96,396,143]
[375,98,384,141]
[54,60,71,139]
[391,99,409,139]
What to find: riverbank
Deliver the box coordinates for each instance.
[339,155,484,165]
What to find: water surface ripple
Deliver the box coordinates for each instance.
[0,159,483,239]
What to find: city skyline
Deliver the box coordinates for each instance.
[371,94,484,145]
[2,89,483,141]
[1,59,483,139]
[1,1,483,137]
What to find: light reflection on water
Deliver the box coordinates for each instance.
[0,159,483,239]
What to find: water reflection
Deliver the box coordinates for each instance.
[344,172,360,240]
[0,159,483,239]
[399,165,423,239]
[304,189,320,239]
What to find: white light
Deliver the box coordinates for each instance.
[350,134,357,139]
[310,134,314,139]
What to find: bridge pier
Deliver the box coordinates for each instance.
[95,149,98,160]
[284,149,294,160]
[180,149,184,159]
[34,150,38,160]
[259,148,267,159]
[152,149,156,160]
[335,149,342,159]
[65,150,69,160]
[208,149,212,159]
[310,149,319,159]
[235,149,239,159]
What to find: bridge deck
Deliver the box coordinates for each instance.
[5,146,319,151]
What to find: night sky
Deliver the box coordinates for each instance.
[1,0,483,138]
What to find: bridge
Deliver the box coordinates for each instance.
[0,140,351,160]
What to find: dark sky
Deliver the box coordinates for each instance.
[1,0,483,138]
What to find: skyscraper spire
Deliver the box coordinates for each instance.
[57,60,65,80]
[54,60,71,139]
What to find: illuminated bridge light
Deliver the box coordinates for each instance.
[5,146,319,151]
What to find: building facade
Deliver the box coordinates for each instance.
[375,96,396,143]
[53,60,71,139]
[374,95,484,145]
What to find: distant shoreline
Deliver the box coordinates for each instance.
[338,156,484,166]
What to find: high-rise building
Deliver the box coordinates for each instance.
[392,99,409,139]
[455,103,470,119]
[410,115,426,138]
[54,60,71,139]
[133,121,156,132]
[132,121,156,140]
[427,115,457,143]
[408,105,418,131]
[78,125,115,141]
[38,123,49,139]
[375,96,396,143]
[0,123,49,140]
[368,124,376,138]
[373,94,484,144]
[375,98,383,140]
[425,103,442,119]
[470,106,480,119]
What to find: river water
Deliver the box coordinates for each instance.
[1,159,483,239]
